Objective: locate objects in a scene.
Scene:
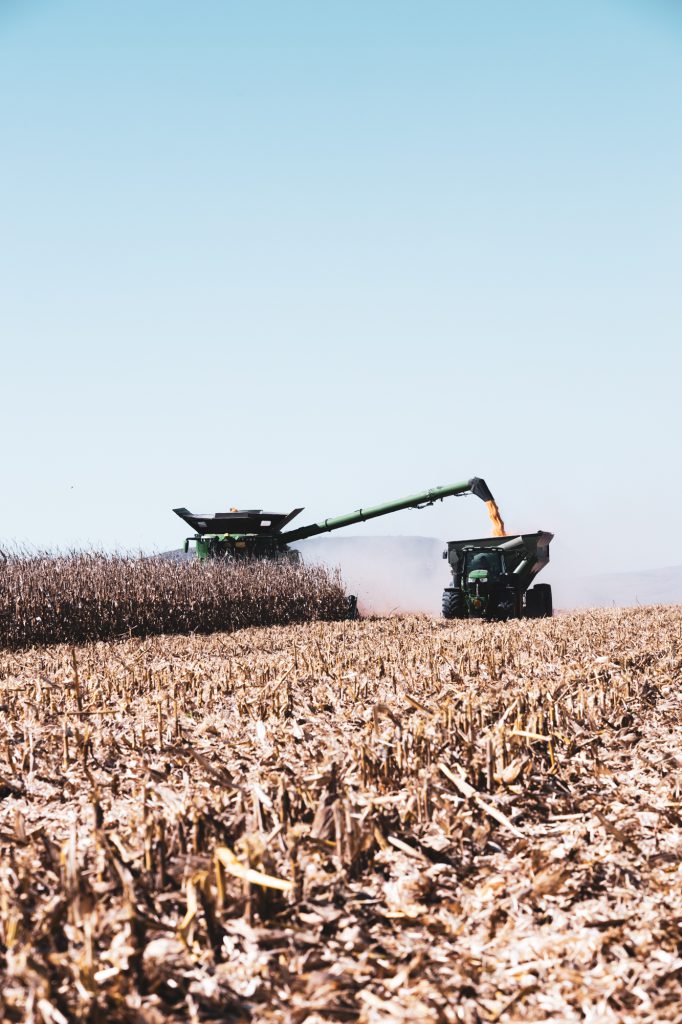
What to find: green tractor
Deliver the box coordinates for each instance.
[442,532,553,621]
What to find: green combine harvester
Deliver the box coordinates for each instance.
[174,477,495,561]
[174,476,553,621]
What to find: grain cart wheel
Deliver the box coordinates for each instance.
[524,587,540,618]
[442,588,464,619]
[535,583,553,617]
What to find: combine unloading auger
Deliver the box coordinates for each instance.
[174,477,495,561]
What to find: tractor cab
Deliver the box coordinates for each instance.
[460,546,511,618]
[464,549,505,582]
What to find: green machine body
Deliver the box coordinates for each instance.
[174,477,495,562]
[442,531,553,621]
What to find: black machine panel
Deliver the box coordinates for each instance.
[173,507,304,536]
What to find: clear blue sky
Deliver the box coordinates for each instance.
[1,0,680,581]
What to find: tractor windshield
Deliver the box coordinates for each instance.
[466,550,503,578]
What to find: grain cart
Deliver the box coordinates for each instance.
[174,476,497,561]
[442,531,553,620]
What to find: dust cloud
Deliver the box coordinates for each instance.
[293,535,451,615]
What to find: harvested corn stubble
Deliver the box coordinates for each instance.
[0,606,681,1022]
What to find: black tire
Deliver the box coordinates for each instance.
[535,583,553,617]
[525,584,552,618]
[442,588,465,619]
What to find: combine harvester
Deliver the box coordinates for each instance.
[174,476,553,620]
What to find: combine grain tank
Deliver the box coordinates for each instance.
[442,531,553,620]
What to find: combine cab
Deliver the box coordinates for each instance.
[442,531,553,621]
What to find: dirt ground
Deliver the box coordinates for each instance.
[1,607,681,1023]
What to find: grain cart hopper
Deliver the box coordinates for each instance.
[174,476,496,561]
[442,531,553,620]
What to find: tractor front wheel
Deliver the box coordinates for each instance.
[442,588,465,619]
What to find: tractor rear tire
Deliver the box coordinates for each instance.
[442,588,465,619]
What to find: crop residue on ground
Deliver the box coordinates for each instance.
[1,607,681,1022]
